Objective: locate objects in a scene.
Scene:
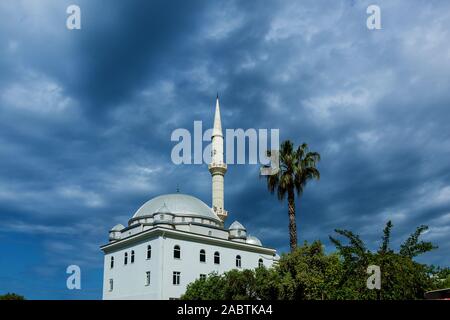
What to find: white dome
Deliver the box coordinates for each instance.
[110,224,124,231]
[246,235,262,246]
[132,193,221,222]
[229,220,246,231]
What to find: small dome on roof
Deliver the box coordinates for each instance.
[229,221,246,230]
[110,224,124,231]
[246,235,262,246]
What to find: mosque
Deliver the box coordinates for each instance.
[101,96,278,299]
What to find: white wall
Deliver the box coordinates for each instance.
[160,237,275,299]
[103,232,276,300]
[102,236,162,300]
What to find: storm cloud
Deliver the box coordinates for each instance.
[0,0,449,299]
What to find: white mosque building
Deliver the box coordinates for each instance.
[101,96,278,300]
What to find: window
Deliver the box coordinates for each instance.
[199,249,206,263]
[110,256,114,269]
[208,231,212,236]
[131,250,135,263]
[258,258,264,268]
[160,214,164,220]
[145,271,151,286]
[124,252,128,265]
[238,230,242,236]
[173,271,180,285]
[174,245,181,259]
[182,217,186,222]
[236,255,241,268]
[214,251,220,264]
[147,245,152,259]
[200,274,207,280]
[109,279,113,291]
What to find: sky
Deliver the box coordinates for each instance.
[0,0,449,299]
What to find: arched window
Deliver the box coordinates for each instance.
[124,252,128,265]
[147,245,152,259]
[131,250,135,263]
[236,255,241,268]
[199,249,206,262]
[110,256,114,269]
[208,231,212,236]
[174,245,181,259]
[214,251,220,264]
[258,258,264,268]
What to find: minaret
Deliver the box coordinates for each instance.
[208,94,228,223]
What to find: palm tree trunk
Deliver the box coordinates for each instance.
[288,189,297,251]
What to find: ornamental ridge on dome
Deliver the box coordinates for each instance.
[156,202,170,214]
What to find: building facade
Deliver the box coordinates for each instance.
[101,96,278,300]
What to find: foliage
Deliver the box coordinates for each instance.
[182,222,447,300]
[0,293,25,300]
[328,221,438,300]
[275,241,342,300]
[399,225,437,258]
[428,266,450,289]
[181,268,280,300]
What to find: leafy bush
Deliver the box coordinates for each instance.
[182,222,447,300]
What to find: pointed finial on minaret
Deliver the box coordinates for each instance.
[216,92,219,99]
[212,94,223,138]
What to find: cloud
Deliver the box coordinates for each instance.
[1,0,450,299]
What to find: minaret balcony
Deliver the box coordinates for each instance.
[213,206,228,222]
[208,163,227,174]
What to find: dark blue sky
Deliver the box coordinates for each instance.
[0,0,449,299]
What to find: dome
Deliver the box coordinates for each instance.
[109,224,124,242]
[229,220,247,241]
[132,193,221,222]
[229,221,246,231]
[110,224,124,231]
[246,235,262,246]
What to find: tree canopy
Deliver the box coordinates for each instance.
[0,293,25,300]
[182,222,447,300]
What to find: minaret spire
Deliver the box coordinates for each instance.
[208,94,228,223]
[212,94,223,139]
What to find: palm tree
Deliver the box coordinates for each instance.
[264,140,320,252]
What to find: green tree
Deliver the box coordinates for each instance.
[181,272,226,300]
[181,222,443,300]
[429,266,450,289]
[276,241,342,300]
[399,225,437,258]
[264,141,320,251]
[330,221,438,300]
[0,293,25,300]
